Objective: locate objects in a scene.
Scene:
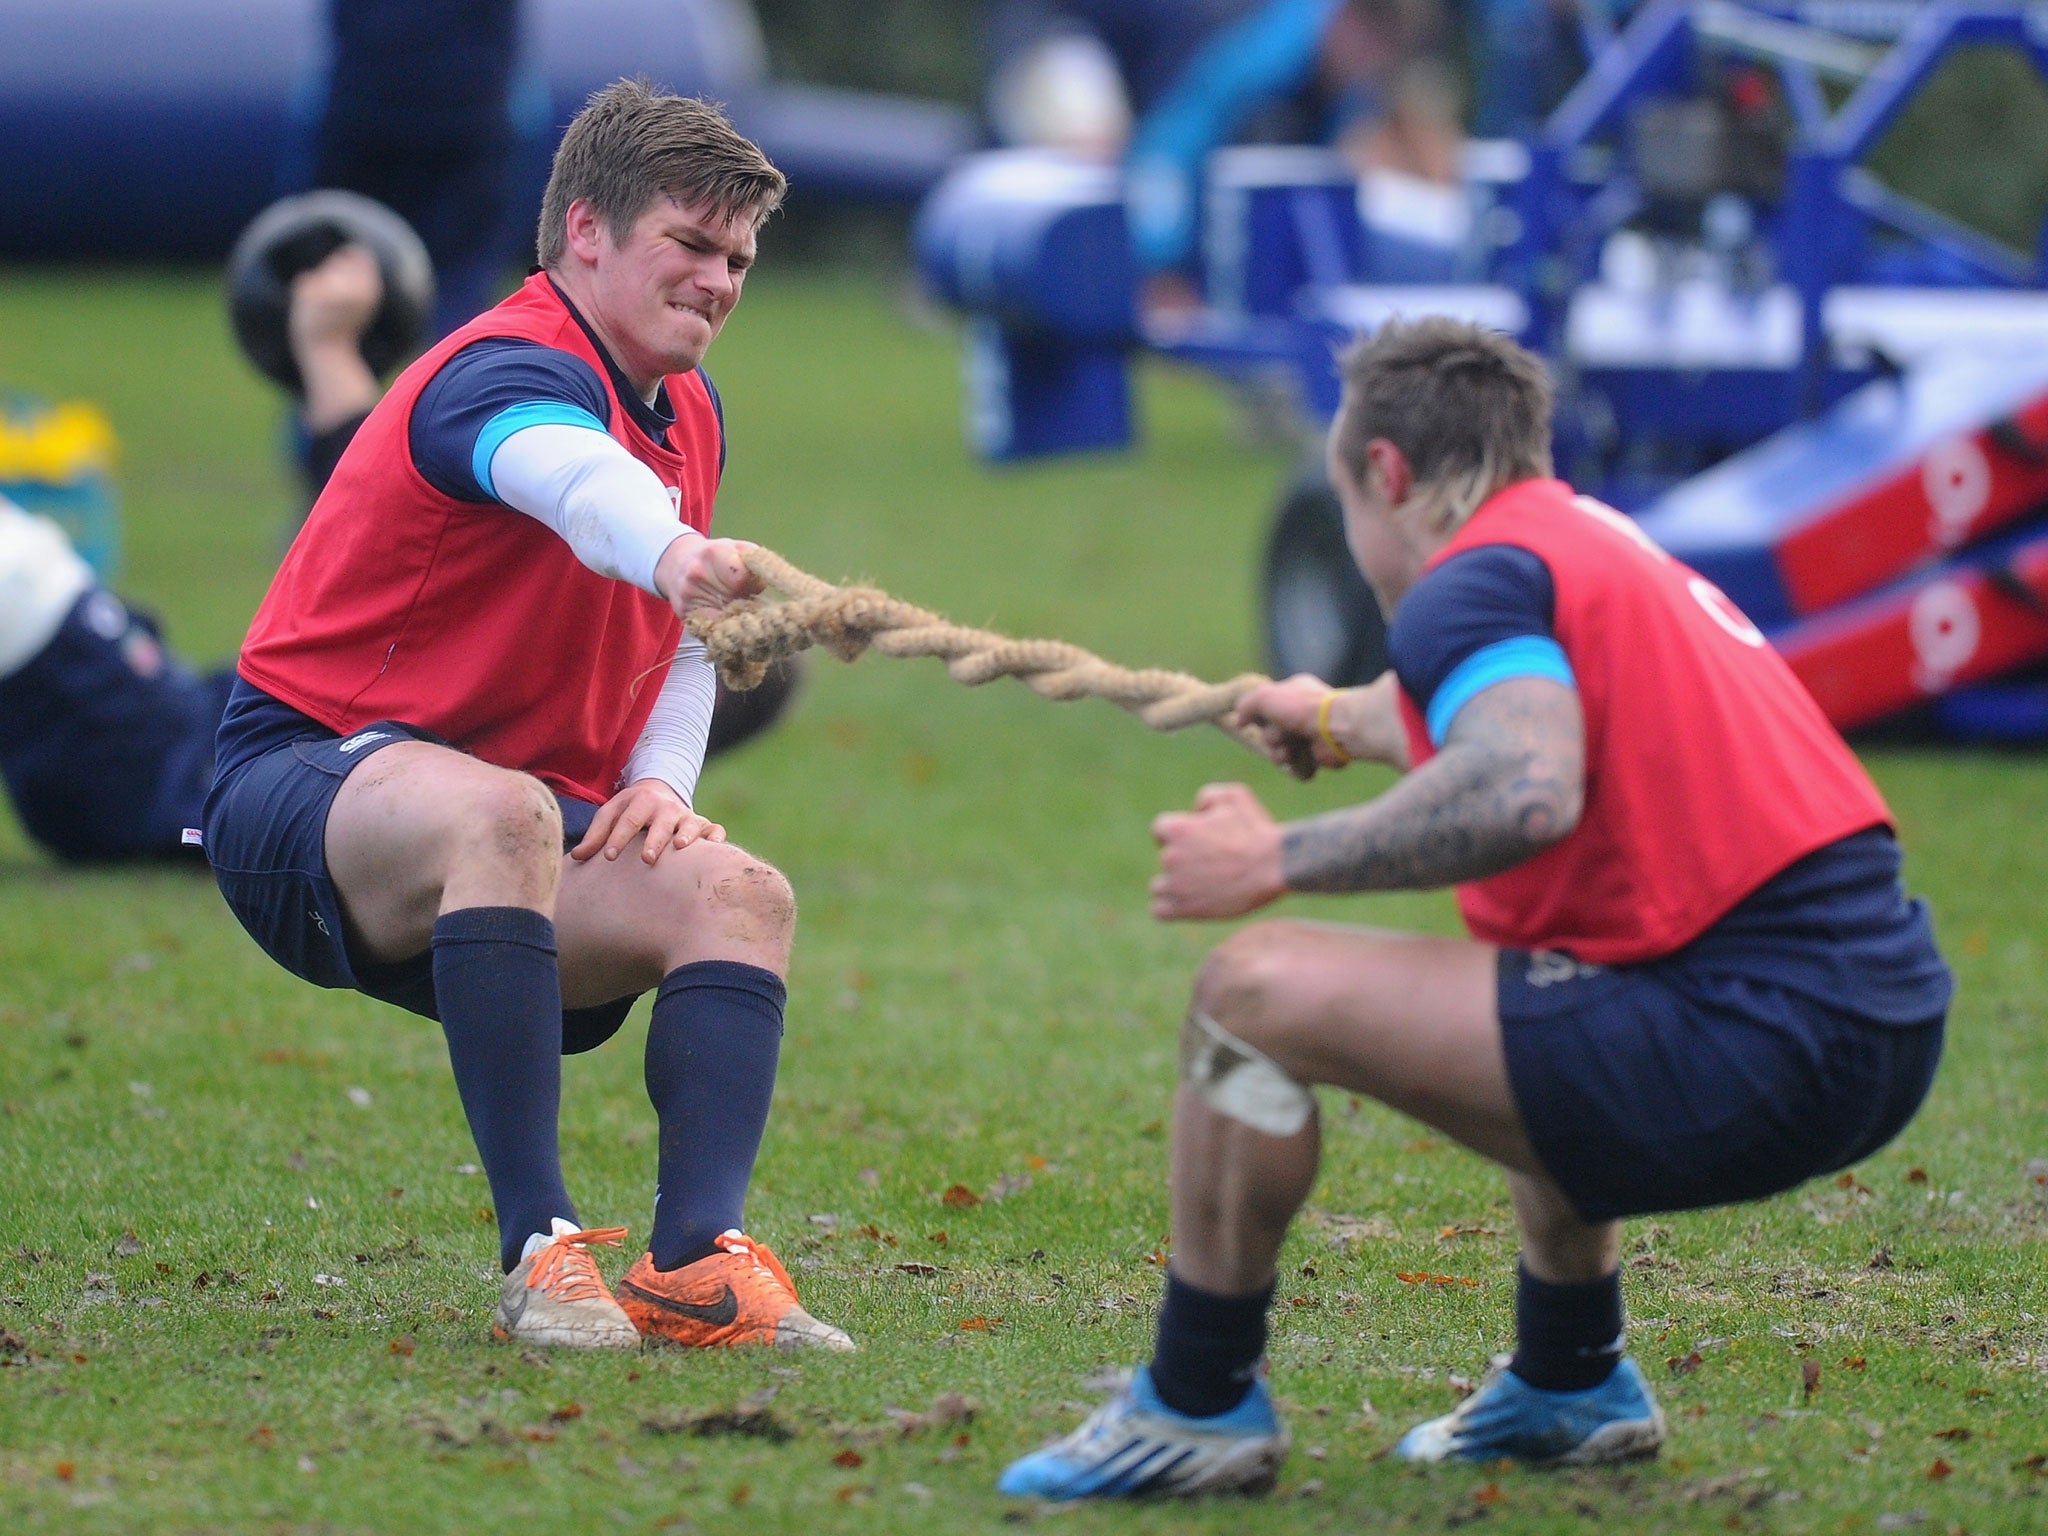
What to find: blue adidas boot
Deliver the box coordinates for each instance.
[1396,1357,1666,1465]
[999,1366,1289,1500]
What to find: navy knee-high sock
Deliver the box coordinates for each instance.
[644,960,786,1271]
[432,906,576,1272]
[1510,1262,1625,1391]
[1150,1269,1275,1418]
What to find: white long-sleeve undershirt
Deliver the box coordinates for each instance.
[486,422,715,804]
[487,421,697,596]
[623,635,718,807]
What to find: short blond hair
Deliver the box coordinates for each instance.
[1331,317,1554,534]
[537,79,785,267]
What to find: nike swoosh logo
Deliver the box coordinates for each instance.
[621,1279,739,1327]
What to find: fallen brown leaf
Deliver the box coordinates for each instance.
[642,1398,792,1442]
[1927,1458,1953,1480]
[889,1394,976,1436]
[940,1184,981,1209]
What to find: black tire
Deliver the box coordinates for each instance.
[1261,472,1388,687]
[226,190,437,395]
[706,655,806,760]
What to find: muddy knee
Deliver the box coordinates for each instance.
[447,772,562,893]
[698,843,796,953]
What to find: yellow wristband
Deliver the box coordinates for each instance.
[1316,691,1352,765]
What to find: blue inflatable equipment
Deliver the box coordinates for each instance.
[0,0,977,263]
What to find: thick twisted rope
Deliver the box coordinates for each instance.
[690,547,1312,776]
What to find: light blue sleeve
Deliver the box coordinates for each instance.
[472,401,607,500]
[1123,0,1344,274]
[1425,635,1577,747]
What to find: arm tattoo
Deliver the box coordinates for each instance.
[1281,678,1584,893]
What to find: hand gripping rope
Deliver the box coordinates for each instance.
[690,547,1316,778]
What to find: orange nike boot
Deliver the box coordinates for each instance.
[617,1229,854,1351]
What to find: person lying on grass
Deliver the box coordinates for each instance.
[203,81,847,1355]
[999,315,1952,1499]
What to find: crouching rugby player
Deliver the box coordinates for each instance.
[204,82,849,1353]
[1000,317,1950,1498]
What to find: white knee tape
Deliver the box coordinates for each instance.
[1180,1009,1315,1137]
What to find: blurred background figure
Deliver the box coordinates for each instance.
[1118,0,1461,317]
[1467,0,1637,138]
[303,0,526,336]
[983,0,1264,159]
[286,242,387,493]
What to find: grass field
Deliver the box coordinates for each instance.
[1,266,2045,1534]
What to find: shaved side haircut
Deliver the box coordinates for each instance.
[1332,317,1555,533]
[538,79,786,267]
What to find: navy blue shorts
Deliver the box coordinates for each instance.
[203,720,639,1053]
[1498,947,1944,1223]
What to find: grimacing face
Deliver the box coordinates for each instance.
[569,193,760,395]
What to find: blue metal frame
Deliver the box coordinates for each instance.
[917,1,2048,489]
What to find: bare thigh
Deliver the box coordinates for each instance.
[324,740,562,964]
[552,835,796,1009]
[1194,918,1540,1173]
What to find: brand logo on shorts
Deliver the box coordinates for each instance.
[338,730,392,755]
[1525,950,1602,988]
[310,908,331,937]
